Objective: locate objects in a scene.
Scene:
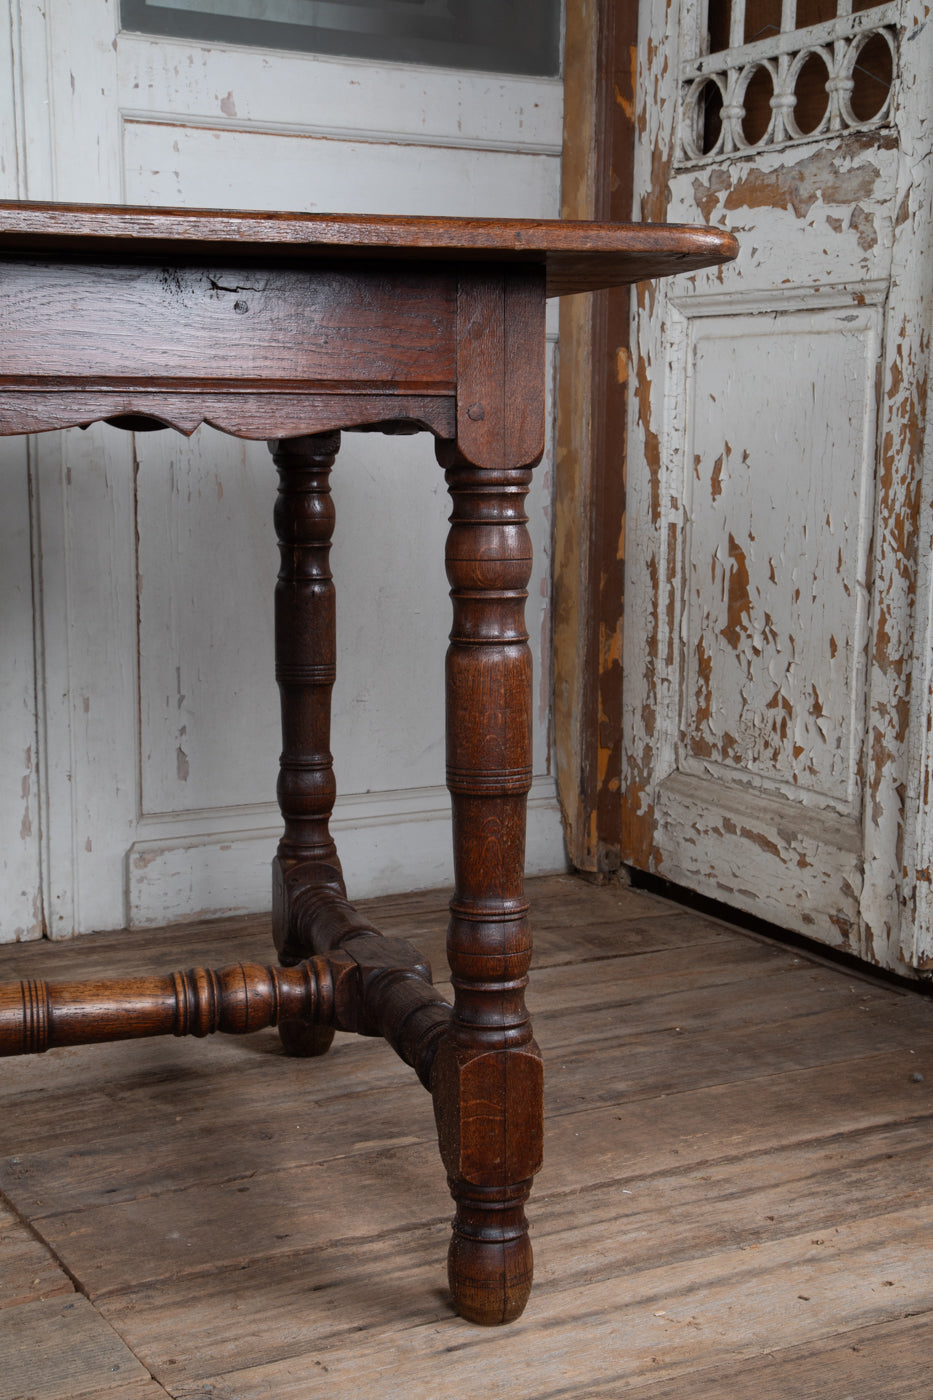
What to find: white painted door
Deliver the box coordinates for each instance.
[0,0,566,939]
[625,0,933,974]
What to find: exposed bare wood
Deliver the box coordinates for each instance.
[621,1315,933,1400]
[0,1202,73,1310]
[554,0,637,872]
[0,1296,167,1400]
[554,0,599,868]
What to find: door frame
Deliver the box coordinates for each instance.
[554,0,637,873]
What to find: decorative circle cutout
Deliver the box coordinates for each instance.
[846,31,894,123]
[789,49,831,136]
[683,75,726,159]
[739,64,775,146]
[677,23,895,163]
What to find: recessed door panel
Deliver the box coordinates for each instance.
[681,303,880,813]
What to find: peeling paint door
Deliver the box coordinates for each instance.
[0,0,565,939]
[624,0,933,973]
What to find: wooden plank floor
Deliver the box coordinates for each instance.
[1,873,931,1398]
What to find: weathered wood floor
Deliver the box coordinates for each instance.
[1,873,931,1398]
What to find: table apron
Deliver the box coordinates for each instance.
[0,258,458,392]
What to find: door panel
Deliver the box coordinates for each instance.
[123,122,560,215]
[680,302,879,817]
[625,0,933,973]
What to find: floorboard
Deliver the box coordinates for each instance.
[601,1314,933,1400]
[0,1296,168,1400]
[0,1200,74,1310]
[1,874,930,1397]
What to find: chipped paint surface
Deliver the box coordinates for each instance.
[693,139,891,221]
[681,306,880,807]
[624,0,933,974]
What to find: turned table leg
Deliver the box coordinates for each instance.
[433,448,544,1324]
[429,268,547,1325]
[269,432,345,1055]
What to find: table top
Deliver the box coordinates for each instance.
[0,202,737,298]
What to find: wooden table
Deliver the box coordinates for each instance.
[0,204,736,1326]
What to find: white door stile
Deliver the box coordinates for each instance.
[0,0,62,941]
[0,0,38,943]
[13,1,140,937]
[0,429,41,941]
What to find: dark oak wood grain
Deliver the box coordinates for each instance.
[0,389,455,441]
[0,201,738,297]
[0,261,457,384]
[0,203,738,1328]
[0,957,341,1055]
[432,270,546,1322]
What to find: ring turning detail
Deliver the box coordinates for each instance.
[0,203,737,1325]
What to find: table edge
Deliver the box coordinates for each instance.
[0,202,739,296]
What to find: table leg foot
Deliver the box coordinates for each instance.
[447,1187,533,1325]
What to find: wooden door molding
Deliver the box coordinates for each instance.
[554,0,638,873]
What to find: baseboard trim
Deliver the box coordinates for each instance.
[126,776,568,927]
